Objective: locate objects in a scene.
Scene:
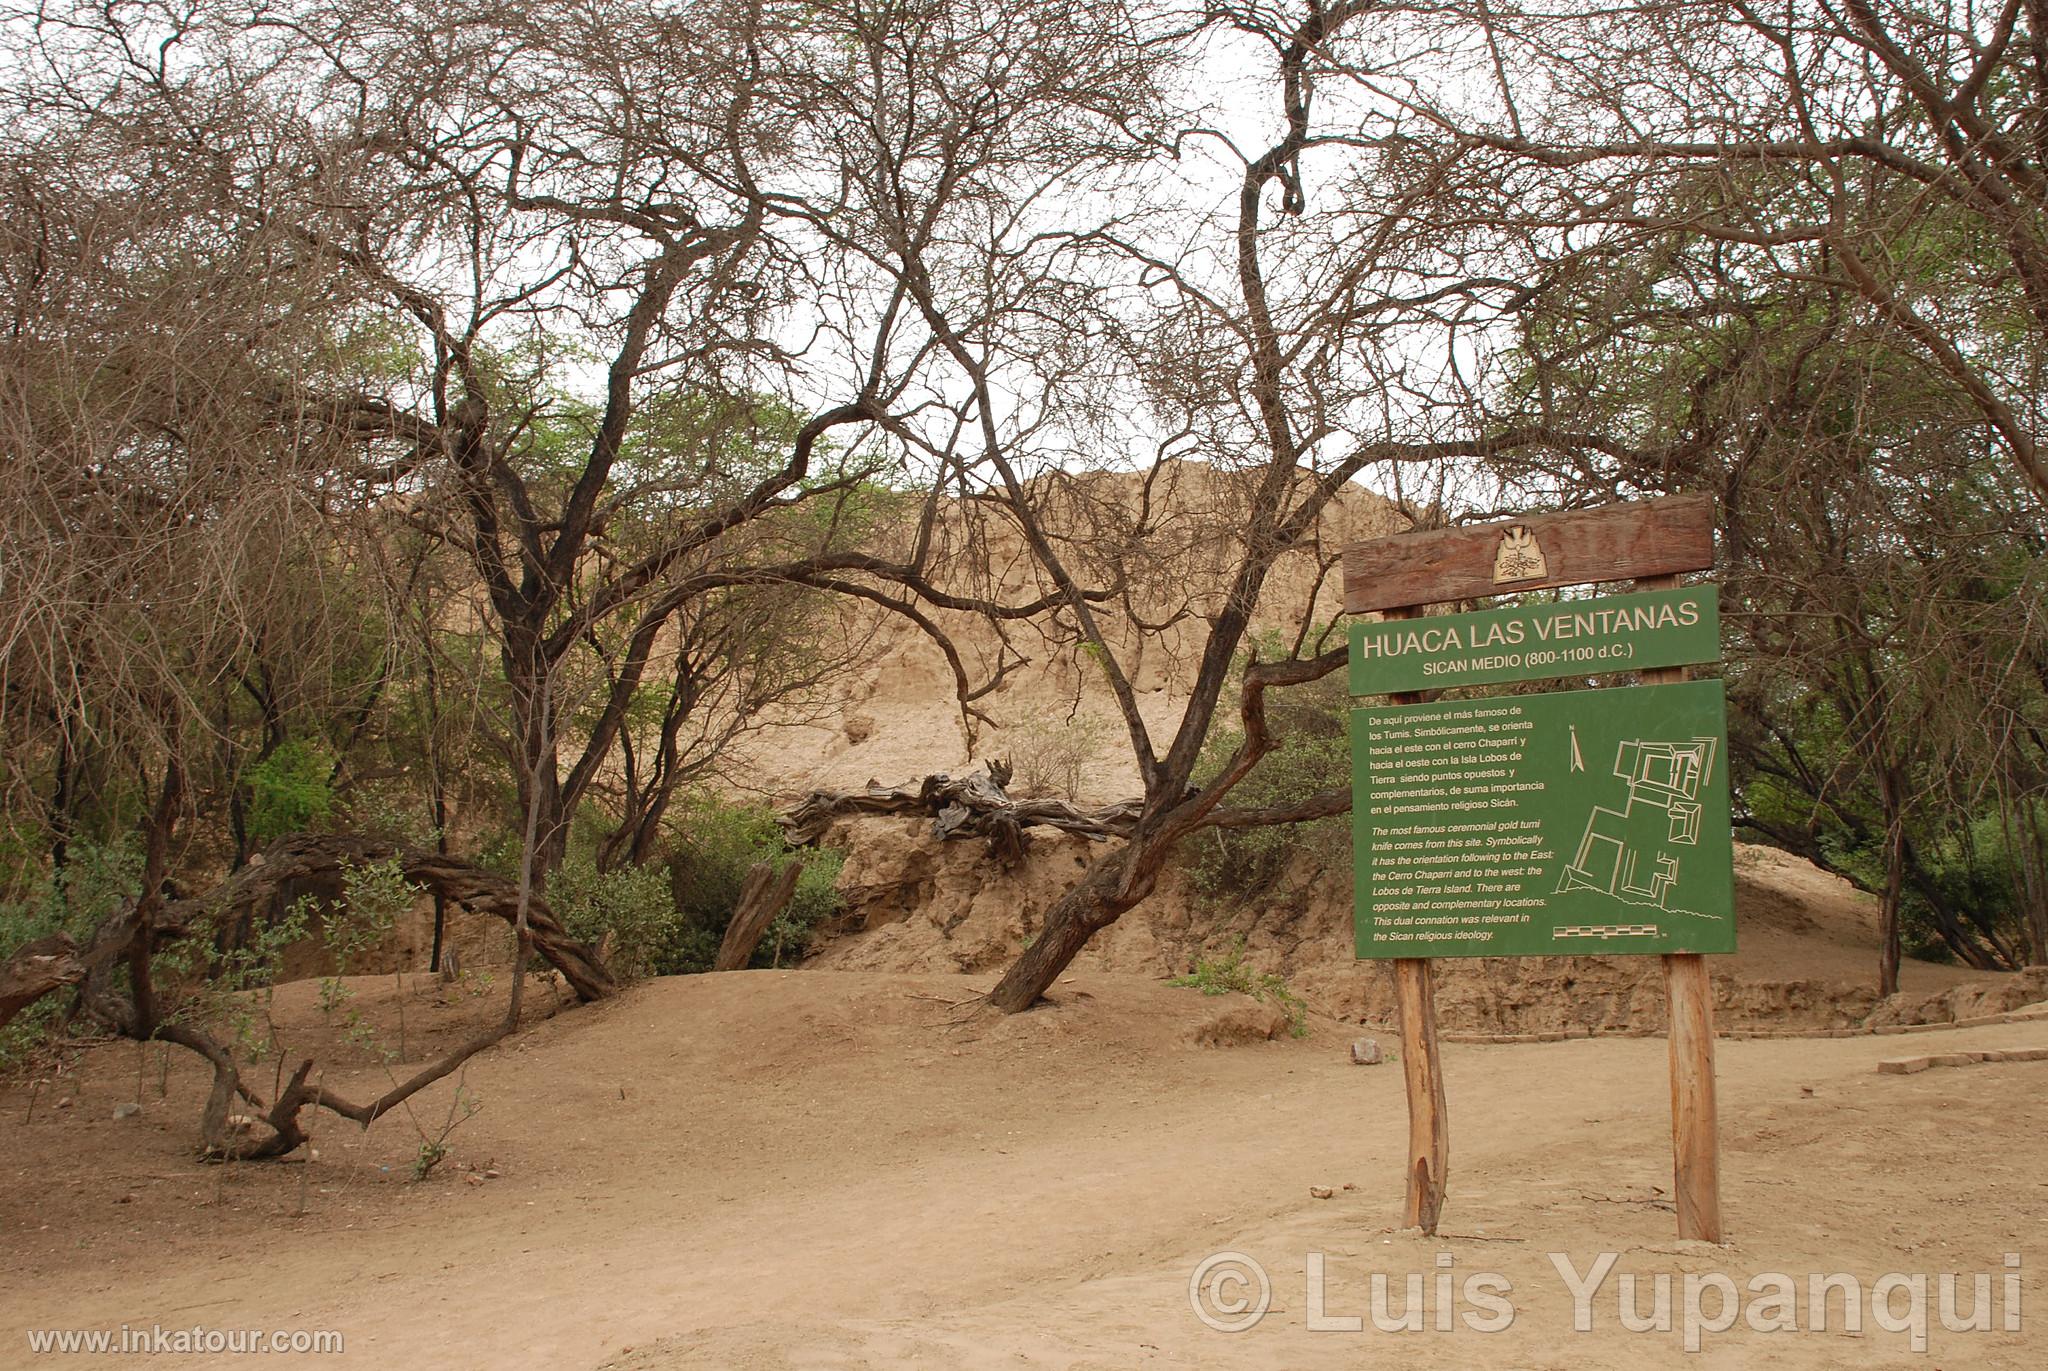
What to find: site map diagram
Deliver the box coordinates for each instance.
[1352,680,1735,959]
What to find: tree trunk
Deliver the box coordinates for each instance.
[48,716,77,877]
[2012,789,2048,965]
[712,860,804,972]
[1879,777,1905,998]
[979,644,1353,1013]
[986,853,1135,1012]
[506,635,572,882]
[517,750,570,881]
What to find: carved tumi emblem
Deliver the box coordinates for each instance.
[1492,525,1548,584]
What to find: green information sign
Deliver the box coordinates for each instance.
[1349,587,1720,697]
[1351,680,1736,958]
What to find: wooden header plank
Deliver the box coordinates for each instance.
[1342,494,1716,615]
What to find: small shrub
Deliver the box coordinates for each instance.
[546,854,679,981]
[405,1081,481,1181]
[244,739,337,843]
[543,793,844,978]
[0,840,143,1069]
[667,792,844,973]
[190,894,313,1060]
[1006,714,1108,800]
[412,1138,448,1180]
[1181,654,1351,900]
[306,858,411,1008]
[335,858,413,961]
[1170,941,1309,1038]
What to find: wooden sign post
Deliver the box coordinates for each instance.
[1343,495,1725,1242]
[1382,604,1450,1233]
[1639,573,1722,1242]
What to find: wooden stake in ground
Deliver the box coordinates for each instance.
[713,861,804,973]
[1394,956,1448,1231]
[1662,951,1722,1241]
[1383,605,1449,1233]
[1639,573,1723,1244]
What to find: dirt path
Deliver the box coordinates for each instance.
[4,970,2043,1368]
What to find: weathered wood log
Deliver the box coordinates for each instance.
[167,833,618,1002]
[780,764,1143,861]
[712,860,804,972]
[780,780,932,844]
[0,933,86,1028]
[0,833,618,1035]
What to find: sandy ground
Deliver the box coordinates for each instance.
[3,968,2043,1370]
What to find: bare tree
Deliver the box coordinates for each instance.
[0,78,355,876]
[0,61,585,1154]
[1376,0,2048,509]
[1459,133,2048,989]
[744,0,1641,1009]
[42,0,1104,883]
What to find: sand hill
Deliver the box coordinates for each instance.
[331,461,2023,1030]
[724,463,2027,1032]
[730,459,1400,800]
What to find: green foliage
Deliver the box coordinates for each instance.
[309,858,413,1025]
[0,823,48,905]
[1720,491,2047,968]
[244,739,337,843]
[1169,941,1308,1038]
[0,840,143,1068]
[54,840,146,930]
[1744,713,2045,965]
[334,859,412,964]
[406,1084,483,1181]
[181,895,313,1061]
[412,1138,449,1180]
[0,842,418,1073]
[1181,647,1351,900]
[542,792,845,978]
[1494,192,2048,972]
[546,854,680,981]
[666,792,844,974]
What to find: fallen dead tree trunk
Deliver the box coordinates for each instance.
[0,830,619,1161]
[712,860,804,972]
[175,833,619,1004]
[779,761,1143,866]
[0,933,86,1025]
[780,763,1356,878]
[0,832,618,1026]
